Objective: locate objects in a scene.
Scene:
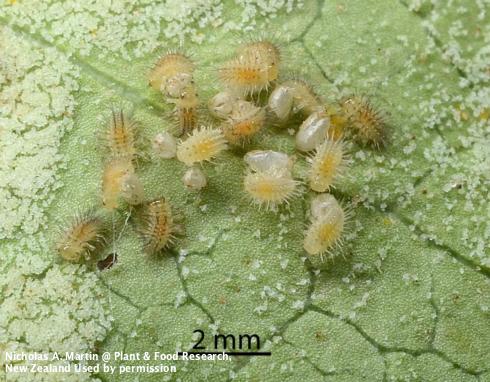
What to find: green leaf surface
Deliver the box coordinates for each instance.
[1,1,489,381]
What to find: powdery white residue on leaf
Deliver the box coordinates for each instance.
[1,0,303,58]
[0,27,111,382]
[0,264,110,382]
[0,26,77,251]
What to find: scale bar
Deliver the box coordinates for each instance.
[178,351,271,356]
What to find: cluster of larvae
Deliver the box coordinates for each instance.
[56,38,388,263]
[56,110,182,262]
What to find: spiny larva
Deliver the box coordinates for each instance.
[222,100,266,145]
[168,79,200,135]
[56,212,106,262]
[102,158,143,210]
[104,109,138,161]
[304,194,346,258]
[219,49,275,96]
[148,52,194,93]
[238,40,281,84]
[176,126,228,166]
[308,139,348,192]
[149,52,199,134]
[243,151,299,211]
[341,95,387,148]
[135,198,182,254]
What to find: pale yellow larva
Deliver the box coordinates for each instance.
[239,40,280,83]
[148,52,194,93]
[308,139,348,192]
[303,194,345,258]
[56,212,106,262]
[102,158,143,210]
[222,101,266,145]
[243,150,299,211]
[244,170,299,211]
[219,49,273,96]
[176,126,228,166]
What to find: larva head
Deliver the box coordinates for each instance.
[341,95,387,149]
[244,150,293,174]
[105,109,138,161]
[308,139,348,192]
[268,84,294,122]
[56,213,106,262]
[153,131,177,159]
[149,53,194,92]
[244,170,299,211]
[283,79,322,116]
[176,126,228,166]
[102,158,135,210]
[219,51,271,96]
[170,81,200,110]
[295,111,331,152]
[222,101,265,145]
[208,91,242,120]
[136,198,179,254]
[240,40,281,82]
[183,166,207,191]
[165,72,194,99]
[304,194,345,257]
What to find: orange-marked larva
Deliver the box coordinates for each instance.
[308,139,348,192]
[148,52,194,92]
[105,110,138,161]
[149,52,199,134]
[244,171,299,211]
[102,158,143,210]
[304,194,345,258]
[136,198,181,254]
[243,151,299,211]
[56,212,106,262]
[341,95,387,148]
[219,50,272,96]
[239,40,280,83]
[176,126,228,166]
[222,100,265,145]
